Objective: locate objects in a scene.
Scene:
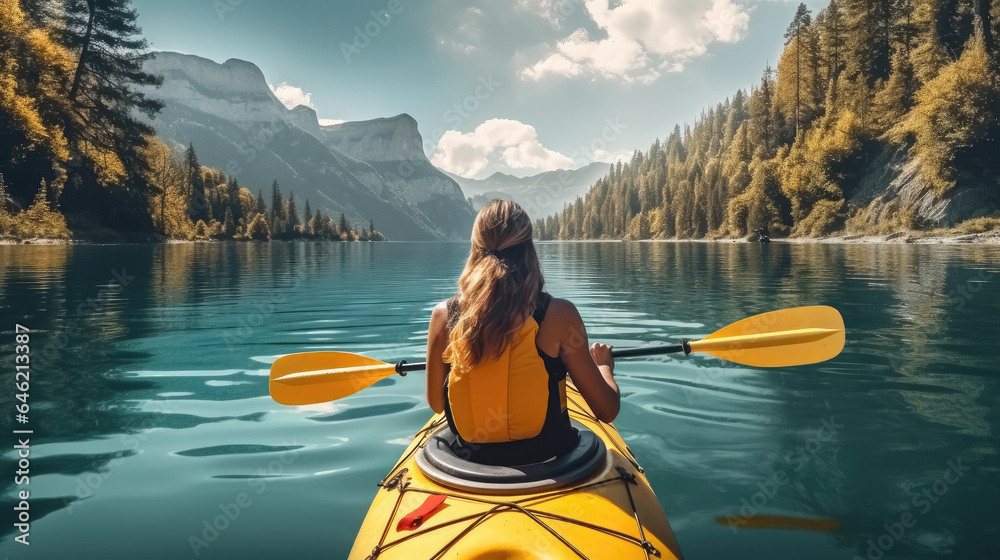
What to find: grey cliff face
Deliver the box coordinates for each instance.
[139,51,473,240]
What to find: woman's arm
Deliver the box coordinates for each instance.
[550,299,620,423]
[425,301,450,414]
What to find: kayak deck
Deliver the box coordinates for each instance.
[348,386,683,559]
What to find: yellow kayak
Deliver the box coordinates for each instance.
[348,383,683,559]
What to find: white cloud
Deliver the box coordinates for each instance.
[432,118,574,178]
[521,0,750,84]
[593,148,634,164]
[318,119,346,127]
[268,82,314,109]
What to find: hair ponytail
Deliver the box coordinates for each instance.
[443,199,544,369]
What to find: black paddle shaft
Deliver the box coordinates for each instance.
[393,341,690,375]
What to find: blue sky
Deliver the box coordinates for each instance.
[132,0,829,178]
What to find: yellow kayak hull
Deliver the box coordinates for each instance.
[349,385,683,559]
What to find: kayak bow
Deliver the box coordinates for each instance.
[348,382,684,559]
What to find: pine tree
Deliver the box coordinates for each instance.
[270,180,282,222]
[749,65,777,156]
[819,0,848,84]
[269,180,283,234]
[909,0,950,83]
[340,213,350,237]
[61,0,163,192]
[222,207,235,238]
[303,199,312,236]
[227,177,243,226]
[186,146,209,223]
[873,49,916,131]
[285,192,300,234]
[256,190,266,217]
[842,0,893,86]
[247,213,271,240]
[784,4,813,134]
[309,210,323,238]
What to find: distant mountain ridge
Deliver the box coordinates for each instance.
[320,115,473,238]
[447,162,612,220]
[140,51,473,240]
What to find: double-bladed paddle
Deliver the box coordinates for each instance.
[268,306,844,405]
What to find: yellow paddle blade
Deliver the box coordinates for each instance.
[689,306,844,367]
[268,351,396,405]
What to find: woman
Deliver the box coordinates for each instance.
[425,199,619,465]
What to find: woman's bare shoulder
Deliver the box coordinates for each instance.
[545,297,582,323]
[431,300,449,321]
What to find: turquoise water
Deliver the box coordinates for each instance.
[1,241,999,559]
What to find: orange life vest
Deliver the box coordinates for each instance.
[442,293,573,463]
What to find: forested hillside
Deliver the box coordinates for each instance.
[536,0,1000,241]
[0,0,383,241]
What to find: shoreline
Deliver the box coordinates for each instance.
[0,237,389,246]
[4,231,1000,246]
[771,231,1000,245]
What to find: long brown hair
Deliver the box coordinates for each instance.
[443,199,544,369]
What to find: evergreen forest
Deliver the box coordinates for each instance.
[535,1,1000,241]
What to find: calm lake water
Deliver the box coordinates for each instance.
[1,241,999,559]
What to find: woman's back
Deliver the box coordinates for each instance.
[425,199,620,465]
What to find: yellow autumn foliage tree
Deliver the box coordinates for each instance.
[780,109,863,236]
[889,35,1000,196]
[144,137,196,239]
[0,0,74,191]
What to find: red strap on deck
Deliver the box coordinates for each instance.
[396,494,446,531]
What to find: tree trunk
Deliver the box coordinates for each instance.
[69,0,96,102]
[796,26,801,133]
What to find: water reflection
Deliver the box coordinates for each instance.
[539,242,1000,559]
[0,241,998,559]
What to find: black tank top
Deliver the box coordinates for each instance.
[443,292,577,466]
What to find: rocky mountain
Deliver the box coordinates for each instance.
[139,51,474,240]
[320,115,472,238]
[847,148,999,228]
[447,162,611,220]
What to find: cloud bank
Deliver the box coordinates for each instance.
[521,0,750,84]
[432,118,575,178]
